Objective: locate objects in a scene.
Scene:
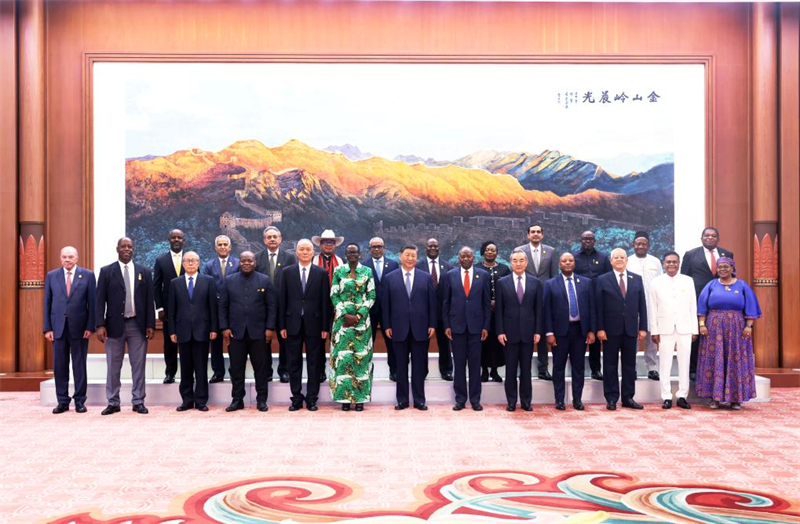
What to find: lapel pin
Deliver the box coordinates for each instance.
[138,274,143,281]
[576,278,581,283]
[278,263,282,267]
[475,274,480,279]
[78,274,83,279]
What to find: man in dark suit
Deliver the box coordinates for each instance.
[543,253,596,411]
[416,238,454,381]
[219,251,277,412]
[496,249,543,411]
[255,226,296,383]
[383,245,437,410]
[201,234,239,383]
[95,237,155,415]
[572,230,612,381]
[595,248,648,410]
[516,224,558,380]
[278,238,331,411]
[363,236,400,381]
[680,227,733,380]
[153,228,185,384]
[442,247,491,411]
[168,251,218,412]
[43,246,96,414]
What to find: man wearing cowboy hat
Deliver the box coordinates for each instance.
[312,229,344,383]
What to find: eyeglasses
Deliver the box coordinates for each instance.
[369,245,384,249]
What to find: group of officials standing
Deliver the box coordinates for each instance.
[43,223,747,414]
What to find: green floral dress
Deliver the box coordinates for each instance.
[329,264,376,403]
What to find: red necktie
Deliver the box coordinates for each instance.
[709,250,717,274]
[430,261,438,288]
[463,269,470,297]
[619,273,626,298]
[66,271,72,297]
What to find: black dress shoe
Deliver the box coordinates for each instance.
[490,370,503,382]
[101,405,120,415]
[319,374,327,383]
[662,399,672,409]
[453,403,465,411]
[196,405,209,412]
[677,397,691,409]
[573,401,585,411]
[389,372,397,382]
[521,404,532,412]
[606,402,617,410]
[52,403,69,414]
[394,403,409,410]
[471,403,483,411]
[306,403,318,411]
[266,376,274,382]
[591,371,603,380]
[506,404,516,412]
[163,375,175,384]
[538,371,553,381]
[441,373,454,381]
[209,374,224,384]
[341,403,351,411]
[289,403,303,412]
[648,370,660,381]
[257,401,269,412]
[481,369,490,382]
[355,403,364,412]
[280,373,290,383]
[555,402,566,411]
[132,404,149,414]
[622,400,644,410]
[75,403,87,413]
[176,403,194,412]
[226,401,245,412]
[414,403,428,411]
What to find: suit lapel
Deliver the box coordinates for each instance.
[112,263,125,289]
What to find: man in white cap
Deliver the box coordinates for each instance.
[311,229,344,383]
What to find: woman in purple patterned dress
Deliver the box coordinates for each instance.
[696,257,761,410]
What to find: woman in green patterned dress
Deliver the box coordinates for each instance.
[329,243,377,411]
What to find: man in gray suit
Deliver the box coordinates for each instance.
[516,224,558,379]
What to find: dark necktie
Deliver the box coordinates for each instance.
[516,275,524,304]
[301,267,307,292]
[430,261,438,288]
[188,276,194,299]
[619,273,626,298]
[567,277,579,318]
[269,253,276,280]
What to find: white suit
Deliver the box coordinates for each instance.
[648,273,698,400]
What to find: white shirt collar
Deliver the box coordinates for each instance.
[185,272,198,284]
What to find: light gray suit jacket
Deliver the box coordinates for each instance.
[515,243,558,281]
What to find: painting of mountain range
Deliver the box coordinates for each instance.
[126,139,674,267]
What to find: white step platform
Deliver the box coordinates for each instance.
[40,353,771,406]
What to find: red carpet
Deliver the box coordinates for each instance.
[1,391,798,523]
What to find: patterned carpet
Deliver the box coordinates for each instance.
[1,391,799,523]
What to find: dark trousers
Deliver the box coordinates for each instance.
[690,337,699,376]
[504,341,533,407]
[452,332,482,405]
[229,335,269,403]
[178,339,210,406]
[553,323,586,403]
[209,335,226,377]
[266,331,289,378]
[588,340,602,374]
[162,320,179,377]
[53,320,88,405]
[394,337,428,406]
[535,337,551,375]
[370,311,395,373]
[286,319,324,405]
[425,317,452,377]
[602,335,638,404]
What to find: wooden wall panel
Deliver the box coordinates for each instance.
[41,1,754,353]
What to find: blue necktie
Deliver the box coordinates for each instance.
[567,277,579,318]
[375,259,382,281]
[516,276,524,304]
[301,267,307,292]
[405,272,412,298]
[188,276,194,299]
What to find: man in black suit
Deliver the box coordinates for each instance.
[95,237,155,415]
[201,234,239,383]
[595,248,648,410]
[496,249,542,411]
[219,251,277,412]
[416,238,454,381]
[442,247,491,411]
[572,230,612,381]
[43,246,96,414]
[383,245,437,410]
[168,251,218,412]
[363,236,400,381]
[255,225,297,383]
[153,228,185,384]
[278,239,331,412]
[543,253,596,411]
[680,227,734,380]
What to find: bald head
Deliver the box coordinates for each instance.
[610,248,628,271]
[60,246,78,271]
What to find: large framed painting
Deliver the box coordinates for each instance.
[91,59,706,268]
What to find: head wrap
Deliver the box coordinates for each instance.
[633,231,650,241]
[716,256,736,277]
